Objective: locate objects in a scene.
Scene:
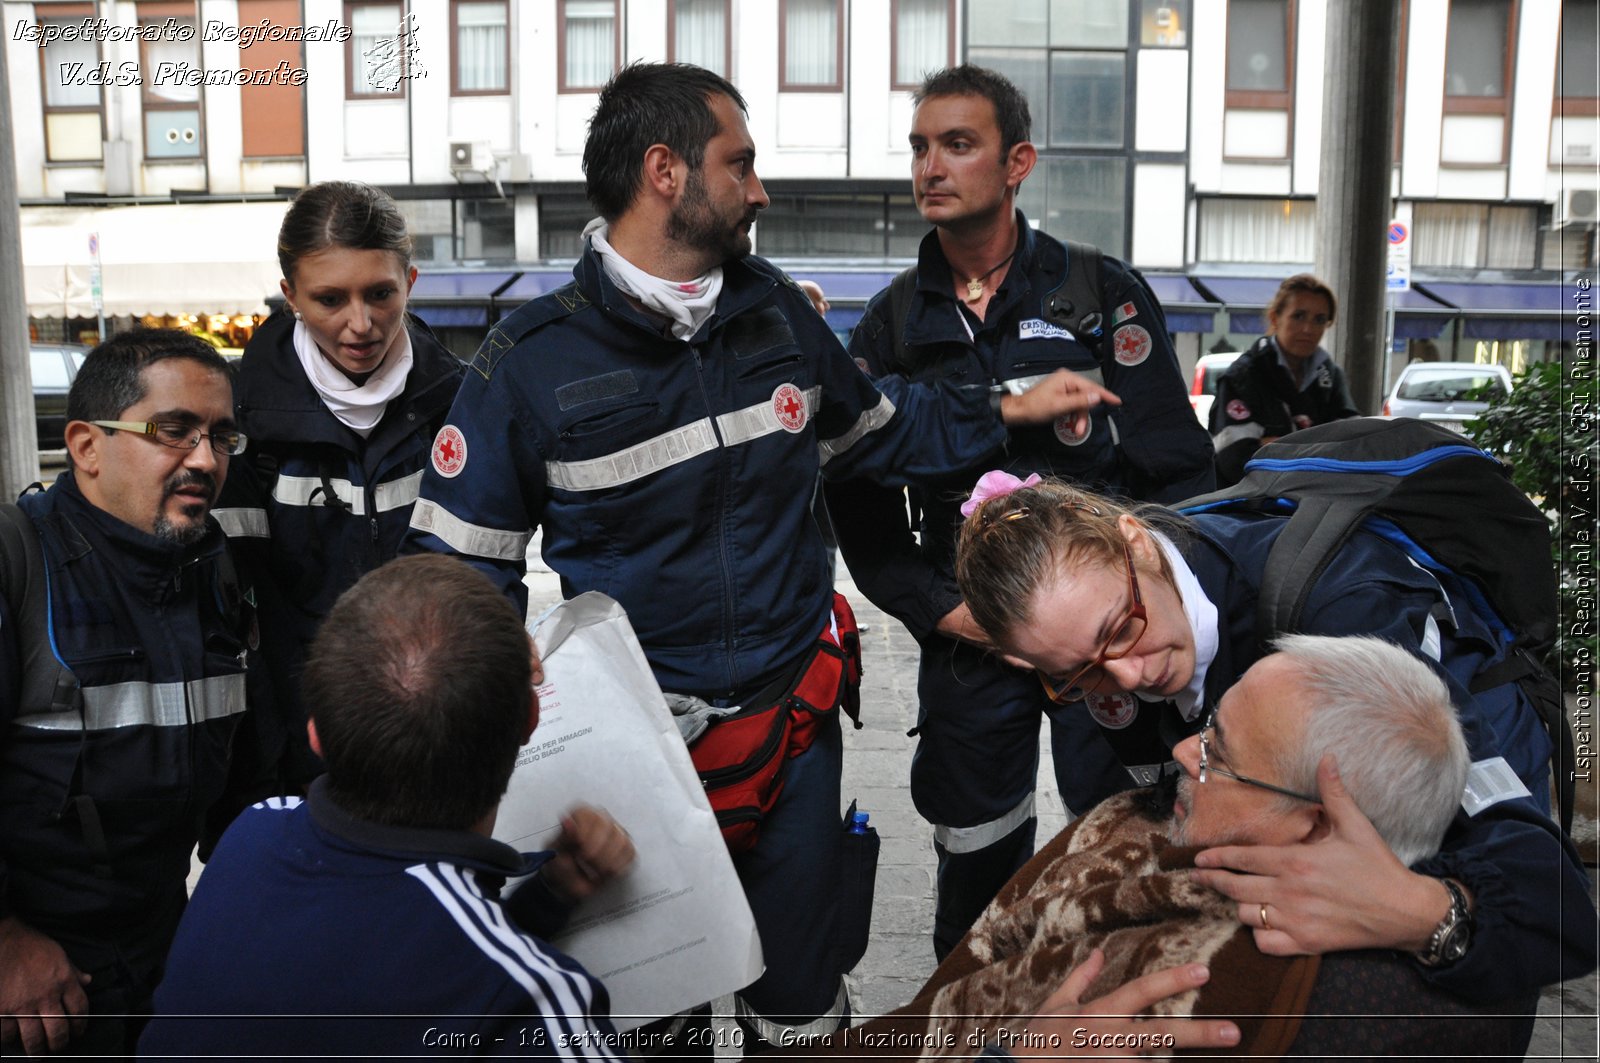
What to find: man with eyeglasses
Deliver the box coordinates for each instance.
[907,634,1540,1060]
[0,328,253,1057]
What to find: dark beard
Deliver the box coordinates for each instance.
[153,472,215,547]
[667,170,755,263]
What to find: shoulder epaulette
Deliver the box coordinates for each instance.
[469,282,591,381]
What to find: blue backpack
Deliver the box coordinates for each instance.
[1178,417,1573,832]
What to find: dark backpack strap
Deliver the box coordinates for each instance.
[1043,240,1107,362]
[1256,495,1365,646]
[1472,648,1576,835]
[886,264,919,371]
[0,503,79,716]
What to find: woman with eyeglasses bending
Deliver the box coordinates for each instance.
[207,182,465,840]
[1208,274,1362,486]
[952,473,1595,1008]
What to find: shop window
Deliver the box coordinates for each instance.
[1414,202,1537,269]
[142,13,202,159]
[1041,157,1126,259]
[456,198,516,262]
[453,1,509,95]
[540,194,595,259]
[670,0,730,78]
[399,200,456,263]
[893,0,953,90]
[781,0,843,91]
[1198,197,1317,263]
[561,0,617,92]
[1048,52,1125,148]
[886,194,927,256]
[39,15,103,162]
[760,195,890,256]
[347,2,407,97]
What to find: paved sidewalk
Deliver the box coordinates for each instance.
[527,566,1597,1057]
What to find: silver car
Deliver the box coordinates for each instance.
[1383,361,1512,436]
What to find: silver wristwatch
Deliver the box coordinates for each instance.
[1416,878,1473,968]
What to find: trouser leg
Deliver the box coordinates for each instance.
[931,817,1036,961]
[732,712,847,1050]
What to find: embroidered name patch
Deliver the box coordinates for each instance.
[1019,318,1076,342]
[431,425,468,478]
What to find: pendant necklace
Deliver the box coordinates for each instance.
[958,250,1017,303]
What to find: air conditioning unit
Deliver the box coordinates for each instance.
[448,140,493,175]
[1561,188,1598,226]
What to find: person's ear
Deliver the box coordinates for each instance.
[307,719,323,758]
[1005,140,1037,191]
[63,420,101,475]
[642,143,683,201]
[522,690,540,745]
[404,264,418,296]
[1299,803,1331,845]
[1118,514,1160,565]
[279,277,296,315]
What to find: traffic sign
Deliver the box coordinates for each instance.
[1386,218,1411,292]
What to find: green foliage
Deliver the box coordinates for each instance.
[1467,360,1598,681]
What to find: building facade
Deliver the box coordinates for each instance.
[9,0,1596,376]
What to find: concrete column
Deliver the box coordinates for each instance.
[0,40,41,499]
[1313,0,1401,415]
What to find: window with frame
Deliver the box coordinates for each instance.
[1226,0,1293,103]
[1441,0,1514,165]
[670,0,730,78]
[893,0,952,90]
[561,0,617,92]
[142,13,202,158]
[39,14,103,162]
[1413,201,1537,268]
[1558,0,1597,113]
[1048,52,1125,148]
[781,0,843,91]
[347,2,406,97]
[453,1,508,94]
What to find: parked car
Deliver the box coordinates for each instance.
[32,344,88,452]
[1383,361,1513,436]
[1189,351,1241,426]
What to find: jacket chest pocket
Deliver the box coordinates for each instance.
[555,398,668,463]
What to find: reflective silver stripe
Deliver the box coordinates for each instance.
[212,507,268,539]
[932,792,1035,854]
[1000,368,1105,392]
[373,469,424,513]
[817,392,896,467]
[15,674,246,732]
[408,498,532,562]
[734,980,848,1042]
[273,473,363,514]
[545,419,720,492]
[716,386,822,446]
[1212,422,1264,450]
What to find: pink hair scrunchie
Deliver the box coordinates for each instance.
[960,471,1042,518]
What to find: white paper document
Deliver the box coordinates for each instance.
[492,592,762,1029]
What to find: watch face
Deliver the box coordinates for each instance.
[1443,925,1471,962]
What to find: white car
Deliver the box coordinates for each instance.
[1188,351,1241,426]
[1383,361,1512,436]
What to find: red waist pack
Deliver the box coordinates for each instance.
[689,593,863,853]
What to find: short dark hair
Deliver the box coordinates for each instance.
[66,327,232,425]
[915,65,1033,155]
[583,62,749,221]
[304,555,534,831]
[277,181,412,284]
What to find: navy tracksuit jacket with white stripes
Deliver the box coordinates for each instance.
[140,781,623,1059]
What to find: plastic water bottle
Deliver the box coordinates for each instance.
[849,810,870,834]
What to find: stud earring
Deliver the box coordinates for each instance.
[292,308,303,321]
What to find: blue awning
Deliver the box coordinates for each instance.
[499,268,578,304]
[787,270,899,304]
[1195,276,1457,339]
[1142,274,1218,333]
[411,305,493,328]
[409,271,518,300]
[1413,282,1570,341]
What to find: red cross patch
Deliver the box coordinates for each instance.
[1086,692,1138,730]
[431,424,468,478]
[1054,412,1091,447]
[1112,324,1152,367]
[1226,399,1252,422]
[772,383,808,433]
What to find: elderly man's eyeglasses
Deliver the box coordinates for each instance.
[1196,706,1320,803]
[1038,543,1147,704]
[90,420,248,457]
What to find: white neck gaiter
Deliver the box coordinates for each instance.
[293,319,413,438]
[584,218,723,341]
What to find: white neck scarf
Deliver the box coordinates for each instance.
[584,218,723,341]
[1144,530,1220,722]
[293,319,413,438]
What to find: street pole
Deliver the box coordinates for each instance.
[0,36,42,500]
[1313,0,1401,415]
